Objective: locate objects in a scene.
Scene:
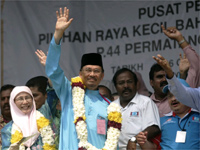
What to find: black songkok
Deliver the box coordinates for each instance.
[80,53,104,70]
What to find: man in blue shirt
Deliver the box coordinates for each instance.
[135,78,200,150]
[45,7,117,150]
[153,54,200,111]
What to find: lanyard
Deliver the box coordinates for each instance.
[99,93,110,104]
[178,112,191,131]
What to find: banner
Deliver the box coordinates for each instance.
[1,0,200,92]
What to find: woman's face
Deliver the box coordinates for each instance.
[14,92,33,114]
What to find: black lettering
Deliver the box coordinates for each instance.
[134,42,141,54]
[72,32,82,43]
[96,30,104,41]
[152,40,162,51]
[125,43,132,55]
[163,39,172,50]
[113,28,120,39]
[176,19,184,30]
[121,27,129,38]
[131,64,137,71]
[105,29,113,40]
[186,1,194,13]
[147,7,155,18]
[133,25,141,36]
[142,41,151,52]
[151,23,159,34]
[196,17,200,28]
[173,3,181,14]
[39,34,46,45]
[176,58,180,66]
[97,47,104,55]
[195,0,200,11]
[157,5,164,17]
[137,63,143,71]
[111,66,116,73]
[83,32,91,42]
[139,8,146,19]
[165,4,174,15]
[63,32,71,42]
[143,24,150,35]
[186,18,195,29]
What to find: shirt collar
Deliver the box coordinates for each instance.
[164,108,197,117]
[150,93,168,103]
[115,92,139,108]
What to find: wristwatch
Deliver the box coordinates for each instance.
[130,136,137,143]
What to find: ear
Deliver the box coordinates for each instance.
[45,93,47,99]
[79,71,82,77]
[79,71,84,82]
[100,72,104,81]
[150,80,154,87]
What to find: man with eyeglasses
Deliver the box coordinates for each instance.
[45,7,113,150]
[112,68,160,150]
[0,84,15,147]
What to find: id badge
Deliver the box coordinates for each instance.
[175,131,186,143]
[97,115,106,135]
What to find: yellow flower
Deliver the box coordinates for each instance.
[37,117,50,130]
[43,143,56,150]
[11,130,23,144]
[74,115,86,124]
[71,76,83,84]
[71,76,86,89]
[108,112,122,123]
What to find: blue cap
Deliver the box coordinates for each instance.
[162,78,190,94]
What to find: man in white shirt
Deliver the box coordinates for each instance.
[112,68,160,150]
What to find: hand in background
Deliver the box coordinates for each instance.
[179,53,190,79]
[153,54,174,79]
[35,49,47,66]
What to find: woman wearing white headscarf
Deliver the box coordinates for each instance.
[1,86,55,150]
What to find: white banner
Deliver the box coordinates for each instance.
[1,0,200,92]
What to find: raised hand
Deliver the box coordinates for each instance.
[179,53,190,79]
[152,54,174,79]
[161,25,183,41]
[54,7,73,44]
[35,49,47,66]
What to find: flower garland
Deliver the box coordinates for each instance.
[71,76,122,150]
[10,111,56,150]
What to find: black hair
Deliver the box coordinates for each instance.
[0,84,15,94]
[112,68,138,87]
[25,76,48,95]
[98,85,112,96]
[149,63,164,80]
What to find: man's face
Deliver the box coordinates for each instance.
[79,65,104,90]
[115,71,137,103]
[0,89,12,118]
[29,86,47,110]
[150,70,168,96]
[167,92,190,114]
[99,87,113,101]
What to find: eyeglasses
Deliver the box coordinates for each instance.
[116,80,134,86]
[15,96,32,103]
[82,68,102,75]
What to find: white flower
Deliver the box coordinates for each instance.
[11,111,55,149]
[72,77,121,150]
[107,103,121,114]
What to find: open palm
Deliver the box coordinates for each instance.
[55,7,73,32]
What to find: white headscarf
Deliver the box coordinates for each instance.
[10,86,39,149]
